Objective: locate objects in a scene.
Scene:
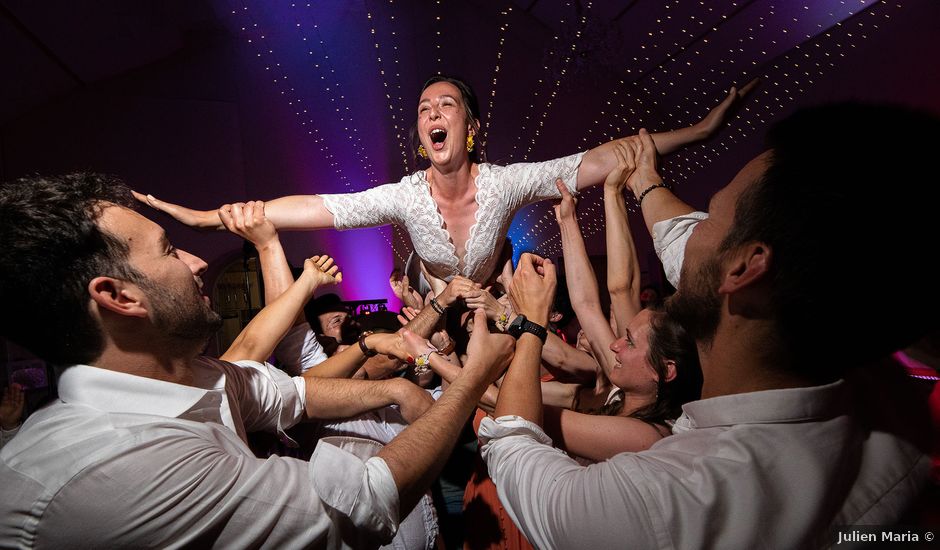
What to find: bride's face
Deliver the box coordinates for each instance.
[417,81,473,166]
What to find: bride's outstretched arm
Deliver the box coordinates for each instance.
[133,192,336,230]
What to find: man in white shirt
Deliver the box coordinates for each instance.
[481,103,939,548]
[0,173,512,548]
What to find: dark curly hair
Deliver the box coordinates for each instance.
[0,173,144,364]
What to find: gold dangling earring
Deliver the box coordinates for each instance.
[466,134,475,153]
[417,145,428,159]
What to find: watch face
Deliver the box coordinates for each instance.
[507,315,525,338]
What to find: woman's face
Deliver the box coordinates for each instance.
[417,81,473,166]
[608,309,661,393]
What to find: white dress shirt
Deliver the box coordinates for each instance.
[480,381,929,549]
[0,358,400,549]
[274,322,329,375]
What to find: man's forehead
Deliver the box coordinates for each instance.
[97,203,163,245]
[713,150,771,208]
[732,151,771,192]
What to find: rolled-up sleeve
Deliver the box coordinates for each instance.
[310,437,400,545]
[651,211,707,288]
[479,416,659,550]
[227,360,307,441]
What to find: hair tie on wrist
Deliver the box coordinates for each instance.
[638,183,668,205]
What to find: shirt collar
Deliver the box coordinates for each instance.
[58,362,225,419]
[679,379,848,430]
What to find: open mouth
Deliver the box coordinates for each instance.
[429,128,447,150]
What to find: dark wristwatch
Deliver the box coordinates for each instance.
[506,314,548,343]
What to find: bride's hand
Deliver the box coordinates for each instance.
[132,191,224,230]
[696,78,759,138]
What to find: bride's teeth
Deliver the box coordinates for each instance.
[430,128,447,144]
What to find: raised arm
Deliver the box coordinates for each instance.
[553,180,619,380]
[494,253,558,426]
[603,145,644,333]
[377,308,514,517]
[627,129,696,235]
[576,79,758,190]
[218,201,309,322]
[221,255,341,363]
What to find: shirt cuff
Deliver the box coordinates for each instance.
[234,360,307,446]
[478,415,554,450]
[310,437,400,543]
[651,211,708,288]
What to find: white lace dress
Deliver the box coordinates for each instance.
[321,152,584,282]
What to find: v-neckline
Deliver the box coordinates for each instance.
[420,164,485,276]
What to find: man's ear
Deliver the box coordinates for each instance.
[718,243,771,295]
[88,276,149,318]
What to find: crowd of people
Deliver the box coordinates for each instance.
[0,73,938,549]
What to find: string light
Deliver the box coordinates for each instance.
[231,3,409,263]
[226,0,904,273]
[535,0,895,260]
[512,1,594,252]
[482,4,514,151]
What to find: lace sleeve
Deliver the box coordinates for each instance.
[320,181,407,230]
[498,151,586,211]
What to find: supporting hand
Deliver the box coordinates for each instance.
[435,275,481,308]
[463,287,505,322]
[508,253,557,327]
[390,271,423,310]
[463,309,516,384]
[626,129,664,201]
[602,140,638,193]
[219,201,278,248]
[552,178,579,225]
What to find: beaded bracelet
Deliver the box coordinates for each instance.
[638,183,668,205]
[413,350,434,375]
[429,297,446,315]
